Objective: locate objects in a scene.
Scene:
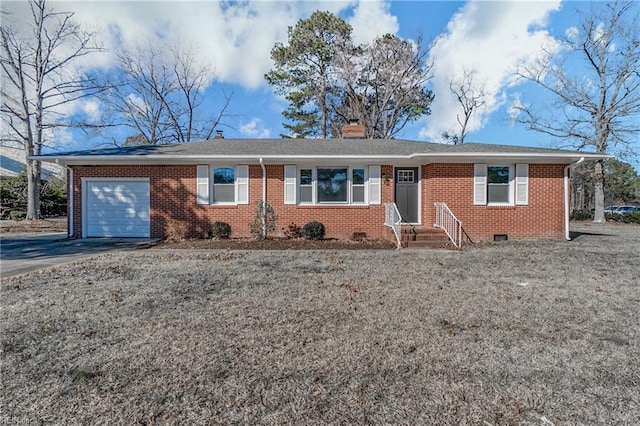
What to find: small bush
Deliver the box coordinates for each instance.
[211,221,232,239]
[571,210,593,221]
[250,201,278,240]
[605,212,640,224]
[302,221,325,240]
[9,210,26,221]
[283,222,302,239]
[621,212,640,224]
[165,220,189,242]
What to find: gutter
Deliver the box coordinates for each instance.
[67,166,74,238]
[564,157,584,241]
[31,151,611,165]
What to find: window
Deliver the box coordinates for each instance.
[396,169,415,183]
[474,164,528,206]
[196,165,248,205]
[285,165,378,205]
[317,168,348,203]
[487,166,510,204]
[300,169,313,203]
[352,168,365,203]
[213,167,235,203]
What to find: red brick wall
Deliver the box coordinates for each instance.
[71,164,394,240]
[70,163,566,241]
[422,163,566,241]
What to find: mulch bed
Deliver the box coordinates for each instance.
[156,237,397,250]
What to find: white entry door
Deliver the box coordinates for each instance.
[84,179,150,237]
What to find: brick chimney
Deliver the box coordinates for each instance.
[342,119,365,139]
[214,130,224,139]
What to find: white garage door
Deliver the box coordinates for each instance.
[84,179,150,237]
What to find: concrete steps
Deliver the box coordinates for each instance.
[400,225,453,249]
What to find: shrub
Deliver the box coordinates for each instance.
[605,212,640,224]
[283,222,302,239]
[9,210,26,221]
[571,210,593,221]
[211,221,231,239]
[165,220,189,242]
[621,212,640,224]
[0,171,67,218]
[250,200,277,240]
[302,220,325,240]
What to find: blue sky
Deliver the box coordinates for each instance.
[4,0,639,169]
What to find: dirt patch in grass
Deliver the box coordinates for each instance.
[1,223,639,424]
[0,218,67,234]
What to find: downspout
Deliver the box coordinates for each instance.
[564,157,584,241]
[259,158,267,239]
[68,167,73,238]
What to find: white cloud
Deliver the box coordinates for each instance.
[565,26,579,41]
[348,0,398,44]
[240,118,271,138]
[80,99,102,121]
[419,0,562,142]
[507,93,524,123]
[54,1,400,88]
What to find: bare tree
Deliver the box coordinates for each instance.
[103,39,232,145]
[513,1,640,223]
[443,68,486,144]
[1,0,105,219]
[337,34,434,139]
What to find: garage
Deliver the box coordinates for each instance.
[83,179,150,238]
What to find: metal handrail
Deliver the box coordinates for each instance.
[434,202,462,248]
[384,202,403,249]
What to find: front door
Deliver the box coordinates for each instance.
[395,168,419,223]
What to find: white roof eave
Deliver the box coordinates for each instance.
[31,151,611,166]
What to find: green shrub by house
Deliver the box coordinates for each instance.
[302,221,325,240]
[211,221,232,239]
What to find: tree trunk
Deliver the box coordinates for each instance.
[592,159,605,223]
[26,158,41,220]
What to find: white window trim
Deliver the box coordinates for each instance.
[351,167,367,205]
[197,164,248,206]
[316,166,350,204]
[297,167,315,205]
[288,165,374,206]
[474,163,529,206]
[486,164,514,206]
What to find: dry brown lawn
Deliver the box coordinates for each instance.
[1,223,639,424]
[0,218,67,234]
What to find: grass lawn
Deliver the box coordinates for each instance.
[1,223,639,424]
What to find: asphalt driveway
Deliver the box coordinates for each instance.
[0,233,155,278]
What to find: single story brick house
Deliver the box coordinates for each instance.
[34,125,607,246]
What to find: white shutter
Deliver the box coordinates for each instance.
[368,165,381,205]
[515,163,529,205]
[236,165,249,204]
[196,165,209,205]
[284,165,296,204]
[474,164,487,205]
